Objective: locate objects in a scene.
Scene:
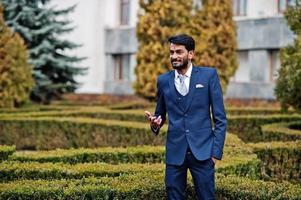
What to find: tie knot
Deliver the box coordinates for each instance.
[178,74,186,83]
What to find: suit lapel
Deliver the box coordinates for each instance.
[184,67,199,112]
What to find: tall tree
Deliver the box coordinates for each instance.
[275,1,301,111]
[0,5,33,107]
[190,0,238,93]
[134,0,193,100]
[1,0,86,103]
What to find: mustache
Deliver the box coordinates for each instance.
[171,59,182,62]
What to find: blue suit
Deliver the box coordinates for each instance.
[152,66,227,199]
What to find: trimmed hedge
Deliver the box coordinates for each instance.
[108,102,154,110]
[2,114,301,149]
[0,145,15,161]
[0,161,164,182]
[226,107,295,115]
[10,134,257,170]
[0,106,297,123]
[227,114,301,142]
[0,117,166,150]
[0,173,300,200]
[0,107,146,122]
[0,105,72,114]
[249,141,301,184]
[1,105,301,198]
[261,121,301,141]
[12,146,165,164]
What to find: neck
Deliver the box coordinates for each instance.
[176,61,191,75]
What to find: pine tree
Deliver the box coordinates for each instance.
[134,0,192,100]
[1,0,86,104]
[0,5,33,107]
[275,1,301,111]
[189,0,238,93]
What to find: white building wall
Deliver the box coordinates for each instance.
[129,0,139,26]
[49,0,294,99]
[247,0,279,18]
[104,0,119,27]
[51,0,139,93]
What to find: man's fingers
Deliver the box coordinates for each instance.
[145,111,151,117]
[145,111,162,126]
[154,115,162,125]
[145,111,153,121]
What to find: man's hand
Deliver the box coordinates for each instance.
[211,157,217,165]
[145,111,162,129]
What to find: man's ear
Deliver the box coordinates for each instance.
[188,50,194,60]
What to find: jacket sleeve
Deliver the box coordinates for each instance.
[209,69,227,160]
[151,77,166,135]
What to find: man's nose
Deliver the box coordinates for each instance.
[171,53,178,60]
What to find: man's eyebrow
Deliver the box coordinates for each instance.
[170,49,184,52]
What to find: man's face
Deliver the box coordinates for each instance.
[169,43,194,70]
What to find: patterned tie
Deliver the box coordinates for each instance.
[178,74,188,96]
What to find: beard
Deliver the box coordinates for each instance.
[171,56,189,70]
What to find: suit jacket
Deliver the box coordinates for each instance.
[152,66,227,165]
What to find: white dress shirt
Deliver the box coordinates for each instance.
[174,63,193,94]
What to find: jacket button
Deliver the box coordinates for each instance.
[186,129,189,133]
[184,114,188,117]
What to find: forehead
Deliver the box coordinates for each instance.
[170,43,186,50]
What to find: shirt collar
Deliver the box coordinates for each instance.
[175,63,193,79]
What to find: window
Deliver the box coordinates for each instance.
[113,54,130,81]
[231,51,249,82]
[120,0,130,25]
[233,0,247,16]
[278,0,295,13]
[268,50,280,82]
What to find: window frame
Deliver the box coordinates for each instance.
[233,0,247,16]
[278,0,295,13]
[119,0,130,26]
[113,54,130,81]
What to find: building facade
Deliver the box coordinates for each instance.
[52,0,295,99]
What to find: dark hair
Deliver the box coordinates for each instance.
[168,34,195,51]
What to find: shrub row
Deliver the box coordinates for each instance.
[261,121,301,141]
[11,146,165,164]
[0,117,166,150]
[1,114,301,150]
[108,102,154,110]
[0,159,261,184]
[0,105,71,114]
[0,173,300,200]
[249,141,301,184]
[0,161,164,182]
[10,134,256,168]
[0,107,145,122]
[227,114,301,142]
[0,106,297,124]
[0,145,15,161]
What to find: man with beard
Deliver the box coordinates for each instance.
[145,34,227,200]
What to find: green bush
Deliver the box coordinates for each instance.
[1,112,301,150]
[12,146,165,164]
[0,6,34,108]
[249,141,301,184]
[0,173,300,200]
[0,161,164,182]
[0,145,15,161]
[0,117,166,150]
[227,114,301,142]
[261,121,301,141]
[275,2,301,111]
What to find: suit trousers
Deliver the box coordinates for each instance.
[165,150,215,200]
